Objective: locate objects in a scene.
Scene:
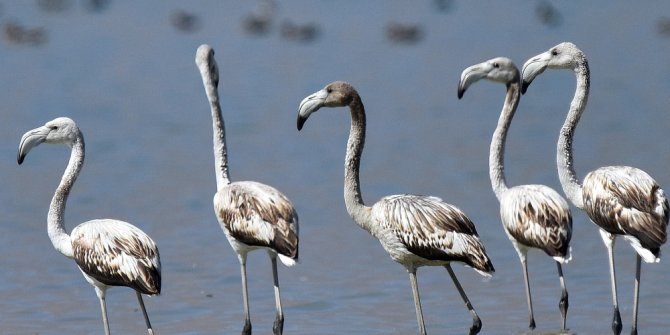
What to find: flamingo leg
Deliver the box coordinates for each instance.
[601,230,622,335]
[407,268,427,335]
[631,254,642,335]
[239,255,252,335]
[520,258,536,330]
[95,286,111,335]
[136,291,155,335]
[270,254,284,335]
[556,261,569,331]
[445,264,482,335]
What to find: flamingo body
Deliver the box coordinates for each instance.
[582,166,668,262]
[72,219,161,295]
[215,181,299,265]
[500,185,572,262]
[371,194,493,273]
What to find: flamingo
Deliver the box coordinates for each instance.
[458,57,572,331]
[195,44,299,335]
[17,117,161,335]
[297,81,494,335]
[522,42,668,335]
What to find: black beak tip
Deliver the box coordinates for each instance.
[457,87,465,100]
[521,82,529,95]
[297,116,306,131]
[17,154,24,165]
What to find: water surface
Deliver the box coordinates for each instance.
[1,1,670,334]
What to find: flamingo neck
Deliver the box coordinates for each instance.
[489,82,520,199]
[344,95,373,232]
[557,58,589,209]
[48,134,84,259]
[207,77,231,189]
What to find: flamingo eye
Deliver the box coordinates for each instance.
[493,62,499,68]
[551,49,558,56]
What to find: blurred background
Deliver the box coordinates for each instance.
[2,1,670,334]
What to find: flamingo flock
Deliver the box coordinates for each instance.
[13,41,667,335]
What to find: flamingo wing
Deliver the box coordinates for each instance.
[71,219,161,295]
[583,166,668,253]
[215,181,299,261]
[373,194,494,273]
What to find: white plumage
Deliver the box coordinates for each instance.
[522,42,669,335]
[18,117,161,335]
[297,81,493,335]
[196,44,298,335]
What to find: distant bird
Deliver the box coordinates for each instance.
[195,44,299,335]
[458,57,572,331]
[297,81,494,335]
[37,0,72,13]
[17,117,161,335]
[535,1,562,28]
[242,0,275,36]
[279,20,320,42]
[170,10,201,34]
[522,42,669,335]
[385,22,424,44]
[2,20,48,46]
[656,17,670,37]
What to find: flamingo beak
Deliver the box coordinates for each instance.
[521,53,550,94]
[297,89,328,130]
[457,63,491,99]
[18,126,49,164]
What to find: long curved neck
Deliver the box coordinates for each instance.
[557,59,589,209]
[206,77,231,190]
[344,95,373,232]
[489,82,520,199]
[48,135,85,259]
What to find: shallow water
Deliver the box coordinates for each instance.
[2,1,670,334]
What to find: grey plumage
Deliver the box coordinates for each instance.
[298,80,492,335]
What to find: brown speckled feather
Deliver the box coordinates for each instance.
[71,219,161,295]
[216,181,299,260]
[372,194,494,273]
[501,185,572,258]
[583,166,668,254]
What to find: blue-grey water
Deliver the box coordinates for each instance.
[2,1,670,334]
